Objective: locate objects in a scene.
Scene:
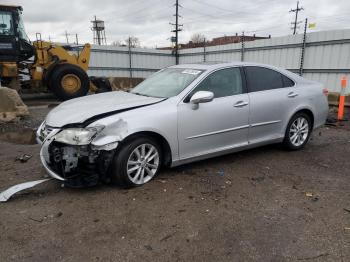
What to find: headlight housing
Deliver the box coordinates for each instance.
[55,126,104,145]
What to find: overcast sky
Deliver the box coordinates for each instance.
[2,0,350,47]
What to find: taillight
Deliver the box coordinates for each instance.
[322,88,329,96]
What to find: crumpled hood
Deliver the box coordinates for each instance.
[45,91,164,127]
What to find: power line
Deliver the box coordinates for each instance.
[183,10,285,26]
[114,0,165,20]
[115,2,172,22]
[181,4,285,26]
[191,0,282,16]
[290,1,304,35]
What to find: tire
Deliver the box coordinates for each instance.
[283,112,312,150]
[90,76,112,93]
[49,64,89,100]
[110,136,162,188]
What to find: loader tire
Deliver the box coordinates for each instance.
[49,64,89,100]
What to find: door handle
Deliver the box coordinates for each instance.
[234,101,249,107]
[288,92,298,98]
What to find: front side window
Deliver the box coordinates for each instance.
[17,13,30,42]
[190,67,243,98]
[245,66,285,92]
[131,68,203,98]
[0,11,14,36]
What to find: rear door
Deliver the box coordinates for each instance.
[244,66,299,144]
[178,67,249,160]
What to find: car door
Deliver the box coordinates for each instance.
[177,67,249,160]
[244,66,299,144]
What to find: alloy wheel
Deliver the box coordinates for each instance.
[289,117,309,147]
[127,143,160,185]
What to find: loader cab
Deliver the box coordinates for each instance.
[0,5,34,62]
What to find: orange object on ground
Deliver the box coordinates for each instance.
[338,76,347,121]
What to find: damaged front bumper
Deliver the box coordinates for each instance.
[37,124,117,187]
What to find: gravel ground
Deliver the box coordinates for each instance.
[0,104,349,262]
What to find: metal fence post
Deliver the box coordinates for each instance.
[203,38,206,62]
[299,18,308,76]
[241,31,245,62]
[128,37,133,79]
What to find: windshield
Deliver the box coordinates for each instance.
[131,68,203,98]
[0,11,14,36]
[18,13,30,42]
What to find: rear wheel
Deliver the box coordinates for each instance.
[283,112,312,150]
[49,64,89,100]
[110,136,162,188]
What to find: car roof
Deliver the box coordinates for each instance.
[169,61,307,83]
[169,61,285,70]
[169,61,242,70]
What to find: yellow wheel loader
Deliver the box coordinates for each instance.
[0,5,107,100]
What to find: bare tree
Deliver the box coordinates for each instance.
[126,36,140,48]
[190,33,206,43]
[111,40,123,46]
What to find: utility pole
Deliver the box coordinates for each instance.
[290,1,304,35]
[241,31,245,62]
[203,37,206,62]
[170,0,182,64]
[65,30,69,43]
[64,31,79,45]
[128,37,133,79]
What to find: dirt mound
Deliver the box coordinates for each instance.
[0,86,29,122]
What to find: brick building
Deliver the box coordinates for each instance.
[158,34,271,50]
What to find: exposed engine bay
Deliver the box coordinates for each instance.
[47,141,115,187]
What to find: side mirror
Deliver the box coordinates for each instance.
[190,91,214,104]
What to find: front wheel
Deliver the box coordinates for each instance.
[110,136,162,188]
[49,64,90,100]
[283,113,312,150]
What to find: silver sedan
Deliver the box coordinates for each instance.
[37,62,329,188]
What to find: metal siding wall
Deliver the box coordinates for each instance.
[87,45,172,77]
[87,29,350,93]
[302,72,350,94]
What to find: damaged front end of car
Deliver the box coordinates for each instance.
[37,121,119,188]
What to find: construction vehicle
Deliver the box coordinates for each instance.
[0,5,107,100]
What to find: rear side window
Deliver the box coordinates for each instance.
[245,66,285,92]
[282,75,295,87]
[191,67,243,98]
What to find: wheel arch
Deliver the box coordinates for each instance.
[292,108,314,129]
[119,131,173,167]
[42,56,61,86]
[285,107,315,133]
